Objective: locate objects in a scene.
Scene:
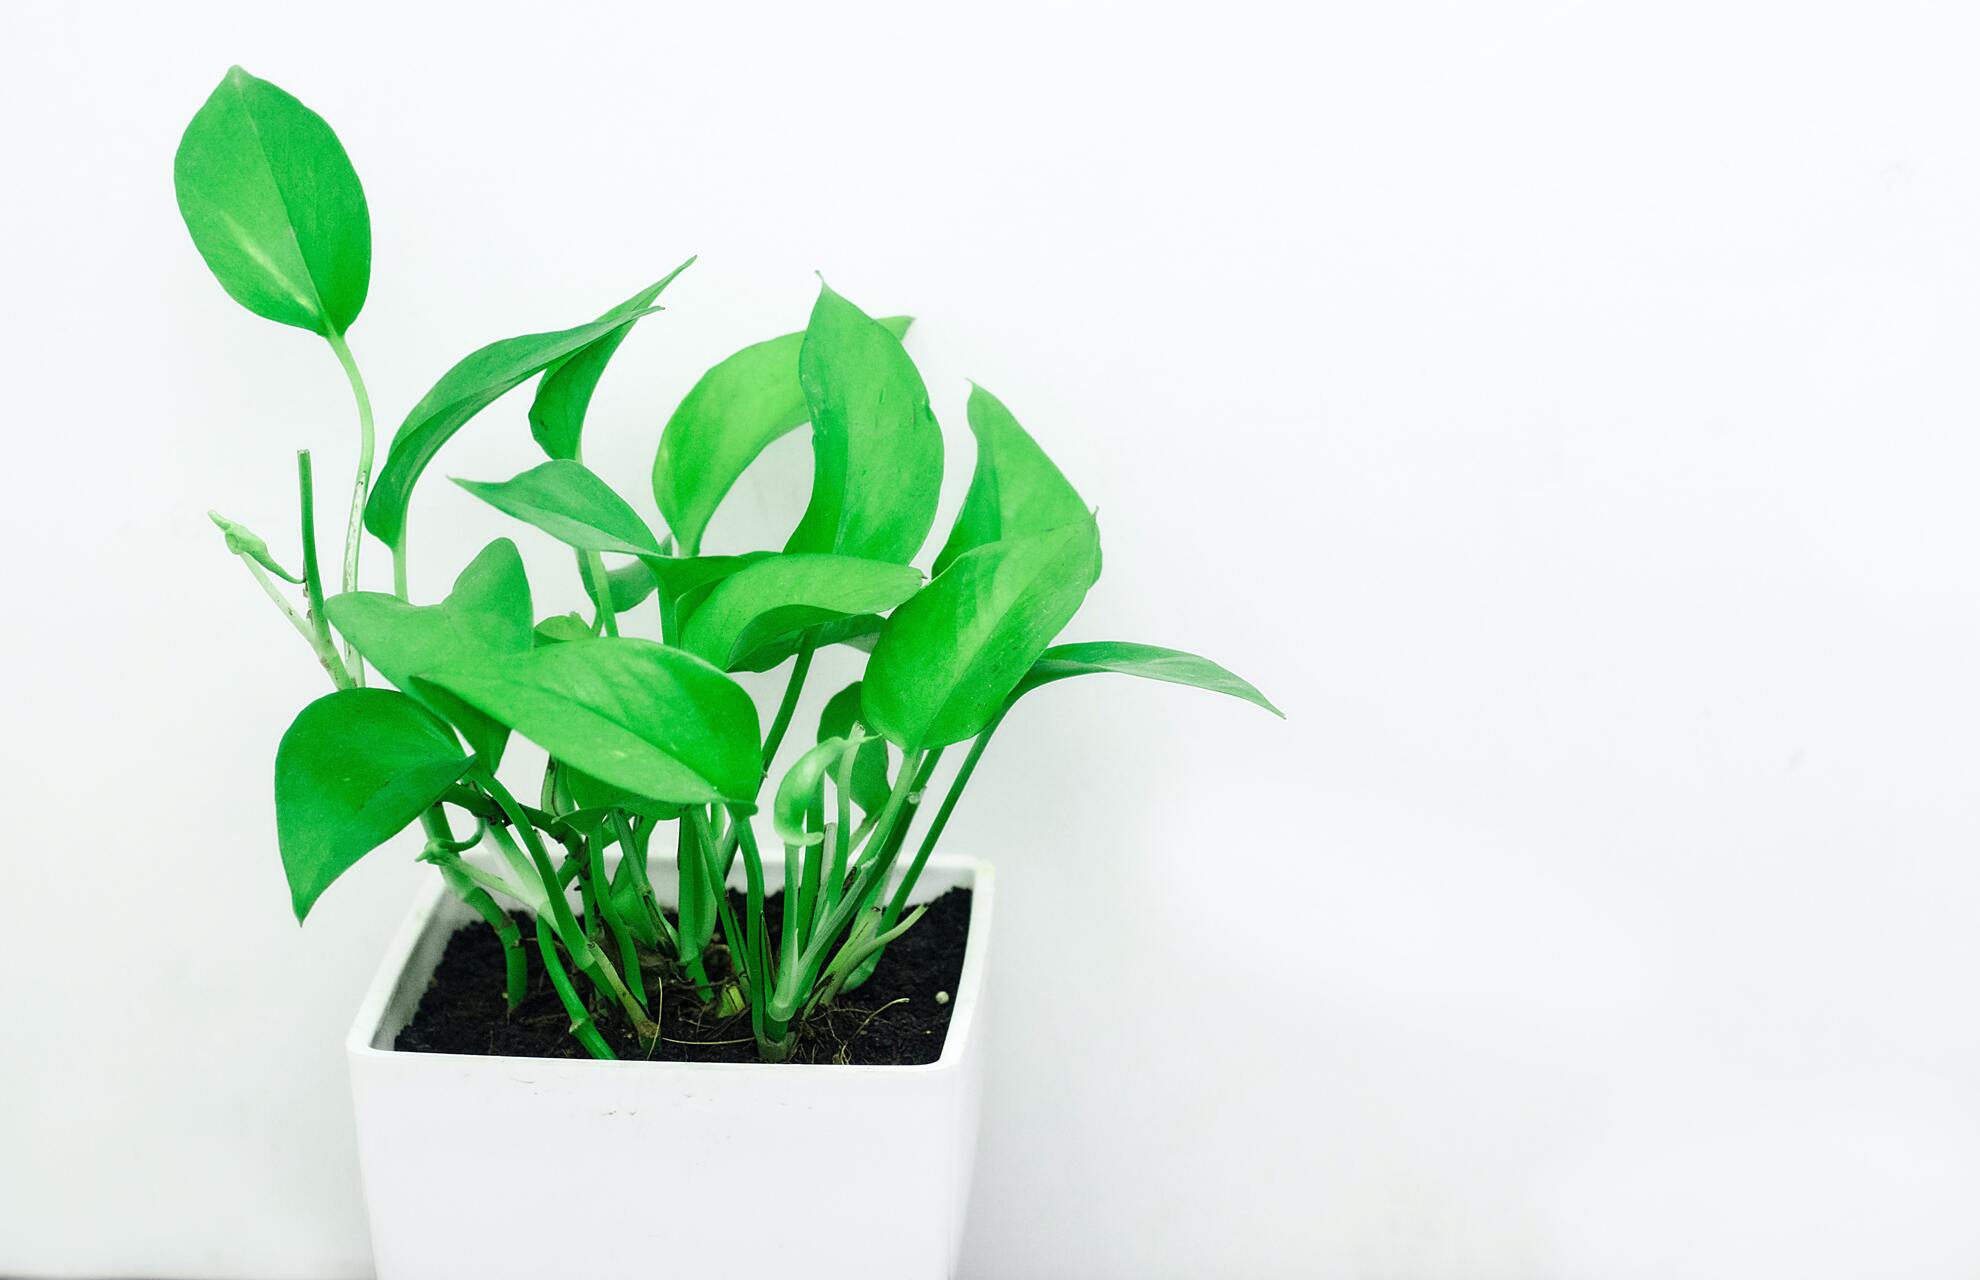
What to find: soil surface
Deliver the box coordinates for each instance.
[395,889,972,1065]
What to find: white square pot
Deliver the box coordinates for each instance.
[346,851,993,1279]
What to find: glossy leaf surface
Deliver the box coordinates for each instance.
[652,315,910,555]
[932,383,1089,575]
[420,638,760,807]
[325,539,533,764]
[679,554,922,671]
[454,460,663,557]
[1013,641,1283,717]
[530,258,694,460]
[785,284,943,563]
[275,689,467,921]
[174,67,370,335]
[863,518,1102,749]
[365,307,662,548]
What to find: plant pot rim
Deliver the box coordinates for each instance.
[346,851,996,1075]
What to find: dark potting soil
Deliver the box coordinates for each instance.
[395,889,972,1065]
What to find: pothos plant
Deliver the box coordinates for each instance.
[178,66,1282,1063]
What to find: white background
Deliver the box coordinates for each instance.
[5,1,1980,1276]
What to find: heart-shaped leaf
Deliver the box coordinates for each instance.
[863,518,1102,750]
[530,257,695,461]
[818,681,891,814]
[420,638,761,808]
[652,316,911,555]
[174,67,370,336]
[932,383,1089,576]
[364,301,665,549]
[454,459,663,556]
[784,283,943,563]
[324,539,533,765]
[275,689,468,921]
[680,553,923,671]
[1013,642,1283,717]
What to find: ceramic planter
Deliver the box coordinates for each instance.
[346,851,993,1279]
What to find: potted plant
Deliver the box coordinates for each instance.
[177,65,1282,1278]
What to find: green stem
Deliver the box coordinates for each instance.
[588,831,646,1012]
[479,773,652,1044]
[690,808,753,998]
[537,916,614,1059]
[432,856,526,1010]
[325,330,374,665]
[759,634,817,773]
[391,539,409,601]
[884,714,1002,927]
[294,451,355,690]
[583,551,619,637]
[765,751,924,1035]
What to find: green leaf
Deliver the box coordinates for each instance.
[652,315,911,555]
[208,510,301,583]
[530,258,695,461]
[933,383,1089,576]
[364,306,664,549]
[564,767,681,823]
[534,612,593,645]
[275,688,468,921]
[420,638,761,808]
[1013,642,1284,717]
[785,283,943,563]
[818,681,891,814]
[324,539,534,765]
[774,737,851,846]
[173,67,370,336]
[454,459,663,557]
[863,519,1103,750]
[679,553,923,671]
[580,556,658,617]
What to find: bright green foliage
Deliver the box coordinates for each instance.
[933,384,1089,575]
[681,554,922,671]
[818,681,891,814]
[174,67,370,336]
[1015,642,1286,717]
[582,558,659,616]
[531,259,695,461]
[784,284,943,563]
[421,639,761,808]
[455,460,664,556]
[863,519,1103,750]
[364,303,666,549]
[209,511,302,582]
[652,316,911,555]
[275,689,468,920]
[325,539,533,764]
[185,65,1278,1064]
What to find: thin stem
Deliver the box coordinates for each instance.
[766,751,924,1033]
[325,330,376,607]
[537,916,615,1059]
[432,856,526,1010]
[583,551,619,636]
[759,634,818,774]
[885,714,1003,927]
[588,831,646,1012]
[296,451,357,689]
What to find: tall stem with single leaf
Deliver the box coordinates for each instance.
[325,330,375,645]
